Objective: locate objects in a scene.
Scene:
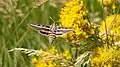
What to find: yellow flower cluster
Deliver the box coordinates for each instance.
[63,50,72,60]
[60,0,94,44]
[98,0,116,5]
[98,0,118,10]
[32,50,58,67]
[32,58,57,67]
[99,14,120,43]
[91,45,120,67]
[32,47,72,67]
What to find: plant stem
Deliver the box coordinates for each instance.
[75,46,78,59]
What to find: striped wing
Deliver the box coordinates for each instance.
[29,24,50,30]
[29,24,73,36]
[28,23,73,45]
[29,24,51,36]
[55,26,73,37]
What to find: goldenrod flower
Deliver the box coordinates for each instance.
[98,0,118,11]
[63,50,72,60]
[91,45,120,67]
[49,46,58,54]
[35,61,48,67]
[32,57,38,64]
[32,47,59,67]
[112,4,116,9]
[32,47,72,67]
[60,0,94,44]
[99,14,120,43]
[98,0,116,5]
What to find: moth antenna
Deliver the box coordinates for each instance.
[50,17,60,26]
[49,17,55,23]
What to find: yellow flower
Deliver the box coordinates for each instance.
[47,60,57,67]
[98,0,119,12]
[63,50,72,60]
[32,57,38,64]
[35,61,48,67]
[32,47,58,67]
[91,45,120,67]
[112,4,116,9]
[99,14,120,43]
[60,0,94,44]
[49,46,58,54]
[32,47,72,67]
[98,0,116,5]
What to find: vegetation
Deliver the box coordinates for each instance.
[0,0,120,67]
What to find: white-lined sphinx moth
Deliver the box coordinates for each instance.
[28,23,73,45]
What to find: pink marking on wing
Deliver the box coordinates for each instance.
[40,29,51,35]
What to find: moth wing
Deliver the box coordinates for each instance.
[57,26,73,32]
[55,26,73,37]
[38,29,51,36]
[29,24,50,30]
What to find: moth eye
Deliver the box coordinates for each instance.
[37,24,41,26]
[46,26,50,28]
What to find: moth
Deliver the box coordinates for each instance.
[28,23,73,45]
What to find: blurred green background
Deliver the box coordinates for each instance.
[0,0,119,67]
[0,0,73,67]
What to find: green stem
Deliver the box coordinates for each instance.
[75,46,78,59]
